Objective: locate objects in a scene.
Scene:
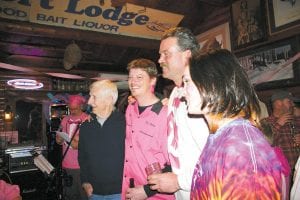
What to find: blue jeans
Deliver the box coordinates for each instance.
[89,193,121,200]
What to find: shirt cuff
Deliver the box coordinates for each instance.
[143,184,157,197]
[162,164,172,173]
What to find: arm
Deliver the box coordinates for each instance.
[263,115,294,132]
[126,164,173,200]
[70,133,79,149]
[144,164,173,196]
[175,118,208,192]
[147,172,180,193]
[78,126,92,196]
[146,106,180,194]
[82,182,93,197]
[56,134,64,145]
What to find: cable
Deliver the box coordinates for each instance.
[1,170,13,184]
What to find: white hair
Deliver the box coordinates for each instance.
[90,80,118,105]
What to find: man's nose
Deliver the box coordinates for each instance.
[158,55,164,64]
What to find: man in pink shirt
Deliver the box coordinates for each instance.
[56,94,88,200]
[122,58,174,200]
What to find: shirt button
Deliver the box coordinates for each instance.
[130,146,132,148]
[125,160,128,162]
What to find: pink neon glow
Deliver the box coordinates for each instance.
[7,79,44,90]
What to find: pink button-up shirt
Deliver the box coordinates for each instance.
[60,112,88,169]
[122,101,174,199]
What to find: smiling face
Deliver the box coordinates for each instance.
[182,67,202,115]
[128,68,156,99]
[158,37,191,86]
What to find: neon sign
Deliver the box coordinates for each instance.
[7,79,44,90]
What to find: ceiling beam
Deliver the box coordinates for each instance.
[196,0,233,6]
[0,41,65,57]
[0,19,160,50]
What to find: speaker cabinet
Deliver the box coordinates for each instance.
[1,170,51,200]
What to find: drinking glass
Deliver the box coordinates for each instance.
[145,162,162,176]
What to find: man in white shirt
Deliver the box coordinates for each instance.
[148,27,209,199]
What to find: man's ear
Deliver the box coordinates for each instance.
[185,49,192,59]
[109,95,115,105]
[183,49,192,66]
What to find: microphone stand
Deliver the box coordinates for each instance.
[49,123,81,200]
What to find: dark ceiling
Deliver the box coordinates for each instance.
[0,0,233,80]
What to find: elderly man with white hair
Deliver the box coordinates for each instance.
[79,80,126,200]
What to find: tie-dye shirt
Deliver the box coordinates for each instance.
[191,118,285,200]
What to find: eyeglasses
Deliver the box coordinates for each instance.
[128,75,144,82]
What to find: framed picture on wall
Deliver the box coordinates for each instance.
[230,0,266,50]
[236,37,300,88]
[267,0,300,34]
[196,22,231,51]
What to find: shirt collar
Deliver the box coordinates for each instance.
[151,101,163,115]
